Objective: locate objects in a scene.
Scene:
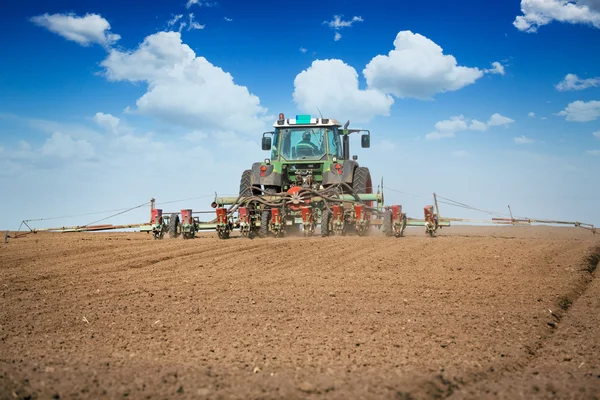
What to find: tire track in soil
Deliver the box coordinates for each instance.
[416,245,600,399]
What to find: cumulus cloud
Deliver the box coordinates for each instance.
[555,73,600,91]
[514,135,534,144]
[484,61,506,75]
[435,115,468,132]
[100,31,268,133]
[292,59,394,123]
[30,13,120,47]
[41,132,94,160]
[594,131,600,139]
[488,113,516,127]
[323,15,363,41]
[514,0,600,32]
[528,112,536,118]
[224,17,233,22]
[299,47,307,53]
[94,112,120,134]
[363,31,484,99]
[557,100,600,122]
[425,113,516,140]
[469,120,488,131]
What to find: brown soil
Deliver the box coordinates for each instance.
[1,226,599,399]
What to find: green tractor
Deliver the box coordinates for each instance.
[235,113,380,238]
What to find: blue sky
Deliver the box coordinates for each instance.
[1,0,599,230]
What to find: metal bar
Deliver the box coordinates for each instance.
[214,193,383,207]
[32,223,145,233]
[434,192,441,219]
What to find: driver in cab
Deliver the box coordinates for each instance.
[296,131,319,156]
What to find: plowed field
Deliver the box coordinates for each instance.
[1,226,599,399]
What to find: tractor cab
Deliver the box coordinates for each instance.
[243,113,371,196]
[269,125,342,162]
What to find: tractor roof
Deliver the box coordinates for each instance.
[273,115,343,128]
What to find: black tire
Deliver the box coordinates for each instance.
[258,210,269,238]
[382,209,393,236]
[239,169,253,197]
[321,209,332,237]
[352,167,373,203]
[168,214,180,238]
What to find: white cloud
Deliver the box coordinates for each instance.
[324,15,363,41]
[484,61,506,75]
[186,0,217,8]
[292,59,394,123]
[426,113,515,140]
[587,149,600,156]
[94,112,120,134]
[224,17,233,22]
[41,132,94,160]
[469,120,488,131]
[30,13,120,47]
[514,135,534,144]
[363,31,484,99]
[425,131,455,140]
[470,114,515,131]
[299,47,308,54]
[452,150,469,157]
[100,31,268,133]
[488,113,516,127]
[528,112,536,118]
[167,15,183,27]
[514,0,600,32]
[435,115,468,132]
[594,131,600,139]
[555,73,600,91]
[557,100,600,122]
[324,15,363,29]
[188,13,205,30]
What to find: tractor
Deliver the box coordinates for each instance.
[236,113,378,238]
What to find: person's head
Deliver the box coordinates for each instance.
[302,131,311,142]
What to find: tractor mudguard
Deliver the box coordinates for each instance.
[322,160,358,185]
[251,162,282,187]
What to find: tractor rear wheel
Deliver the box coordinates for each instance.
[352,167,373,204]
[239,169,254,197]
[321,209,332,237]
[168,214,180,238]
[258,210,269,238]
[382,209,393,236]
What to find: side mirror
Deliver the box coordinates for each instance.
[361,134,370,148]
[262,136,272,151]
